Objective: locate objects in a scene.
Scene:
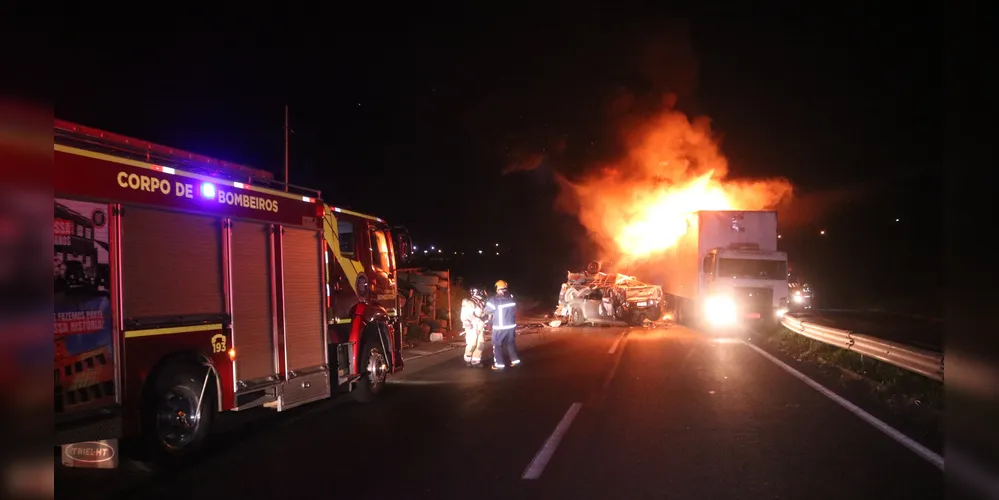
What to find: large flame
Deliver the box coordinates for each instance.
[561,108,793,262]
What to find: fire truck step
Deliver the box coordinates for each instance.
[275,370,332,411]
[231,390,276,411]
[337,373,362,387]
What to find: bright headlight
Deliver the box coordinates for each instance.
[793,295,804,303]
[704,295,736,325]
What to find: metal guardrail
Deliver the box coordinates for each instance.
[780,313,944,382]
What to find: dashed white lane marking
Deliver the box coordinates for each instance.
[608,331,626,354]
[743,341,944,470]
[522,402,583,480]
[591,333,630,407]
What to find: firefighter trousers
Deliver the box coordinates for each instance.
[464,327,484,365]
[492,326,520,369]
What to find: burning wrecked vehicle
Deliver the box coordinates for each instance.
[553,261,665,326]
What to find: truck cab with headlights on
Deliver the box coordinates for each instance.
[699,245,790,328]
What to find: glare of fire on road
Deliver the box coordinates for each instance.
[558,106,793,262]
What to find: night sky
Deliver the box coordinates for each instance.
[53,6,940,311]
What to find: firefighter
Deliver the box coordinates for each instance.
[461,287,487,366]
[484,280,520,370]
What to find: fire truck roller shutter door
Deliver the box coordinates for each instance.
[121,206,224,320]
[229,221,279,383]
[281,227,325,371]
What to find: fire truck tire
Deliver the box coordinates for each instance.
[142,362,215,464]
[353,339,388,403]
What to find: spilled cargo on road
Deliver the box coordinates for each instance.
[396,269,454,342]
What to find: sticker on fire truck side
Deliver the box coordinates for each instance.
[55,198,116,415]
[211,334,227,354]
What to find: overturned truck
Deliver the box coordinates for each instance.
[554,262,665,326]
[397,269,453,341]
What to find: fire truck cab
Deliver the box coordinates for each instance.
[321,204,412,390]
[53,120,409,464]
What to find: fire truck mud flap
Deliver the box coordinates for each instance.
[332,341,360,386]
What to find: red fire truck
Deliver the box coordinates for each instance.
[53,120,412,463]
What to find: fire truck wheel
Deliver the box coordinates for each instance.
[353,340,388,403]
[143,362,215,463]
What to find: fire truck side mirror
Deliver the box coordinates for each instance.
[393,227,412,263]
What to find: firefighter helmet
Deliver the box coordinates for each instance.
[470,287,486,301]
[495,280,508,290]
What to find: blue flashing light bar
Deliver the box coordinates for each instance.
[201,182,216,199]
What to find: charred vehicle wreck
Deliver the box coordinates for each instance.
[553,262,665,327]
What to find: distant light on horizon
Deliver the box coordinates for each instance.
[895,218,900,222]
[778,234,782,239]
[478,250,483,254]
[820,230,826,235]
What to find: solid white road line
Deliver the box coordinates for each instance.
[608,331,625,354]
[522,402,583,480]
[743,341,944,470]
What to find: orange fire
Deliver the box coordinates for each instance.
[561,108,793,261]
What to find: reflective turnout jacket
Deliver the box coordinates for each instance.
[485,293,517,331]
[460,298,485,330]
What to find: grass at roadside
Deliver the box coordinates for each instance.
[755,323,942,431]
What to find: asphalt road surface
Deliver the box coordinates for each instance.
[57,326,943,499]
